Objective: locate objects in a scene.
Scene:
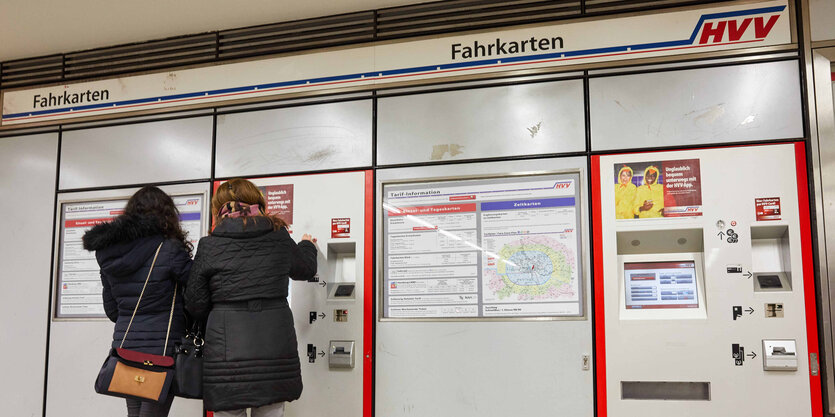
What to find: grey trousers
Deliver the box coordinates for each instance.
[213,402,285,417]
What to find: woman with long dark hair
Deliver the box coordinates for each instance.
[185,178,317,417]
[83,186,193,417]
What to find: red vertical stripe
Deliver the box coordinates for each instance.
[363,169,374,417]
[795,142,823,417]
[591,155,607,417]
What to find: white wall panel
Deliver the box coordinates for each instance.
[0,133,58,417]
[215,100,372,177]
[377,80,586,165]
[811,0,835,42]
[59,117,212,189]
[590,61,803,151]
[375,156,593,417]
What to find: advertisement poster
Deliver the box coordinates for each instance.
[56,194,204,319]
[259,184,294,225]
[382,174,582,319]
[613,159,702,219]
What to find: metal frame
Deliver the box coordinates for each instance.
[810,45,835,415]
[375,169,590,322]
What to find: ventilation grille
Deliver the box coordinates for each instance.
[1,0,734,89]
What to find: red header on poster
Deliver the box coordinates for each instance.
[64,218,112,228]
[756,197,781,221]
[386,203,476,216]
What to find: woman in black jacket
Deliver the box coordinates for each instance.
[185,178,317,417]
[83,186,193,417]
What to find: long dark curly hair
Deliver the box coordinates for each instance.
[125,186,193,256]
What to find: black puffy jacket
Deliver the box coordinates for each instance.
[185,216,317,411]
[83,214,192,356]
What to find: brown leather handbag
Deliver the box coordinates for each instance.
[94,242,178,403]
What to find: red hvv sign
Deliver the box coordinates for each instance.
[756,197,781,221]
[332,218,350,238]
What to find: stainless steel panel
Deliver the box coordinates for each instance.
[590,61,803,151]
[215,100,372,177]
[0,133,58,417]
[377,80,586,165]
[59,117,212,189]
[812,50,835,413]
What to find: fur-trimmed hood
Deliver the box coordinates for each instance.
[82,214,163,251]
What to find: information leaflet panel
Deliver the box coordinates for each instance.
[382,174,583,319]
[55,194,204,319]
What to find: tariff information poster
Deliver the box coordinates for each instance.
[56,194,205,319]
[382,174,583,319]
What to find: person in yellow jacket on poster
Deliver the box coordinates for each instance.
[634,165,664,218]
[614,165,637,219]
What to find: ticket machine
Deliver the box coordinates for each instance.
[592,143,821,416]
[221,170,373,417]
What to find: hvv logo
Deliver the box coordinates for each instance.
[698,15,780,44]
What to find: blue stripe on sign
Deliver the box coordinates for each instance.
[481,197,576,211]
[3,5,786,121]
[179,212,201,221]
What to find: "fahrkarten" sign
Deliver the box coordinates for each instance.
[1,1,790,126]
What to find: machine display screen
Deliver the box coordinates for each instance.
[624,261,698,309]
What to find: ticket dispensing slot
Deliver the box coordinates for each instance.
[617,229,706,320]
[762,340,798,371]
[328,340,355,369]
[326,242,356,301]
[750,225,791,292]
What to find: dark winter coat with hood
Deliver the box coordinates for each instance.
[184,216,317,411]
[82,214,192,356]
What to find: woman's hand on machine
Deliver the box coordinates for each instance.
[302,233,317,243]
